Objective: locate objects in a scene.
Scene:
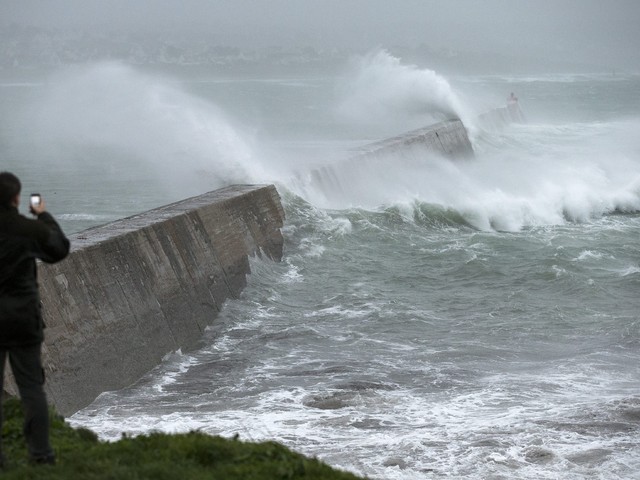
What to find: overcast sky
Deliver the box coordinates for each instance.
[2,0,639,70]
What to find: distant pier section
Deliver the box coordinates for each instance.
[8,185,285,416]
[297,118,474,203]
[352,118,474,160]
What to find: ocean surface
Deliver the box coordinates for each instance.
[1,52,639,479]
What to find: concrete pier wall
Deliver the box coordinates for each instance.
[352,118,474,160]
[15,184,284,416]
[294,118,474,204]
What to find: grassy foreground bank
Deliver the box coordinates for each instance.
[1,398,365,479]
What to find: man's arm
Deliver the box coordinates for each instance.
[36,211,70,263]
[30,197,70,263]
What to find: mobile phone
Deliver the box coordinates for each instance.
[30,193,41,208]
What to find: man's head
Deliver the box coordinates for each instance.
[0,172,21,208]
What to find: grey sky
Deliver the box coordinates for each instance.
[2,0,639,70]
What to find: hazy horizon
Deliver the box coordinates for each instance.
[1,0,639,73]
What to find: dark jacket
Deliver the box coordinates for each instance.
[0,205,70,347]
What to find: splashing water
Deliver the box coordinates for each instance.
[287,118,640,231]
[10,62,640,234]
[21,62,267,198]
[335,50,473,134]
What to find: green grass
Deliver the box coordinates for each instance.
[1,398,365,479]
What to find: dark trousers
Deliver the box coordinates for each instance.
[0,344,54,460]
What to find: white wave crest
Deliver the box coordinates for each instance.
[336,49,473,134]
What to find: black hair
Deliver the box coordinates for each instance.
[0,171,21,207]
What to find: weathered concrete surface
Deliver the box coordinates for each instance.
[352,118,474,160]
[8,184,284,416]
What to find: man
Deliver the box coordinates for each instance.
[0,172,70,467]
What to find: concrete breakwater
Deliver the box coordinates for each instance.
[297,118,474,203]
[351,118,474,160]
[16,185,284,416]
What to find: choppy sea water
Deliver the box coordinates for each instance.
[1,55,639,479]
